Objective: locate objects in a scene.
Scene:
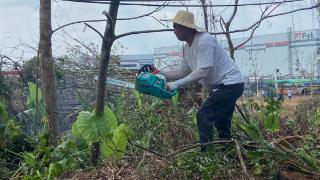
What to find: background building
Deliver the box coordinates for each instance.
[222,28,320,79]
[119,54,154,70]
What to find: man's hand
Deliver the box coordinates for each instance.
[167,81,179,91]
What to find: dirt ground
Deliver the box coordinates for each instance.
[242,94,316,107]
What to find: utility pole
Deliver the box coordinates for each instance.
[275,69,279,93]
[311,60,314,97]
[288,27,293,77]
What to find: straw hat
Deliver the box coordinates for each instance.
[163,10,205,31]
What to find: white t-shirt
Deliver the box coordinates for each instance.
[179,32,243,89]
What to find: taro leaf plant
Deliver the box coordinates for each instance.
[262,97,281,133]
[16,82,45,136]
[26,82,45,118]
[72,106,131,159]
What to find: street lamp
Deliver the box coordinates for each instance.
[275,68,279,92]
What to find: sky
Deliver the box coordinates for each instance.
[0,0,319,62]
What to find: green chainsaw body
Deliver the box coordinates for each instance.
[135,72,177,99]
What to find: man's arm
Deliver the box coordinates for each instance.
[160,69,190,81]
[167,67,209,90]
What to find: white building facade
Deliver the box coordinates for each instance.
[224,28,320,78]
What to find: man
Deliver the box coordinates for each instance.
[287,88,292,101]
[159,10,244,151]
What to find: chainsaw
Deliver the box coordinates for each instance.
[135,64,177,99]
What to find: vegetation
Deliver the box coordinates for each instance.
[1,80,320,179]
[1,1,320,179]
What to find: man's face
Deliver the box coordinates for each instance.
[173,23,187,41]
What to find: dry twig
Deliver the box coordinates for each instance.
[234,139,254,180]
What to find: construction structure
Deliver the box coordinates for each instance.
[225,28,320,79]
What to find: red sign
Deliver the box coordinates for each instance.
[294,31,315,40]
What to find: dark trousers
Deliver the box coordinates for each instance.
[197,83,244,149]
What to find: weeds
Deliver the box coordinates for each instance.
[2,87,320,179]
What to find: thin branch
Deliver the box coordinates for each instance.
[130,140,234,159]
[226,0,239,28]
[114,29,173,40]
[84,22,106,42]
[167,140,234,158]
[62,0,304,7]
[79,0,185,1]
[53,2,319,39]
[63,29,100,58]
[117,1,168,20]
[53,19,107,34]
[211,3,320,35]
[129,142,167,158]
[200,0,208,31]
[234,24,260,51]
[234,139,254,180]
[150,15,169,27]
[234,3,279,50]
[116,1,318,41]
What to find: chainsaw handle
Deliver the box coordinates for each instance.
[169,89,178,97]
[137,64,158,75]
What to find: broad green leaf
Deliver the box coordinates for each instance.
[72,111,92,139]
[263,112,280,132]
[72,111,107,142]
[104,106,118,131]
[72,106,118,143]
[240,122,264,142]
[101,124,131,159]
[71,121,81,138]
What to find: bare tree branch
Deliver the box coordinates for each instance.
[200,0,209,31]
[234,139,254,180]
[53,19,107,33]
[62,0,304,7]
[117,1,168,20]
[211,3,320,35]
[102,11,113,32]
[226,0,239,28]
[61,29,100,59]
[84,22,106,42]
[234,3,280,50]
[114,29,172,40]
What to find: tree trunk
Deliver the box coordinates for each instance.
[90,0,120,165]
[39,0,59,146]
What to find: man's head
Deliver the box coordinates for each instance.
[172,23,196,41]
[163,10,205,42]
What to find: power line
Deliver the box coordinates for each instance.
[79,0,185,1]
[62,0,305,7]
